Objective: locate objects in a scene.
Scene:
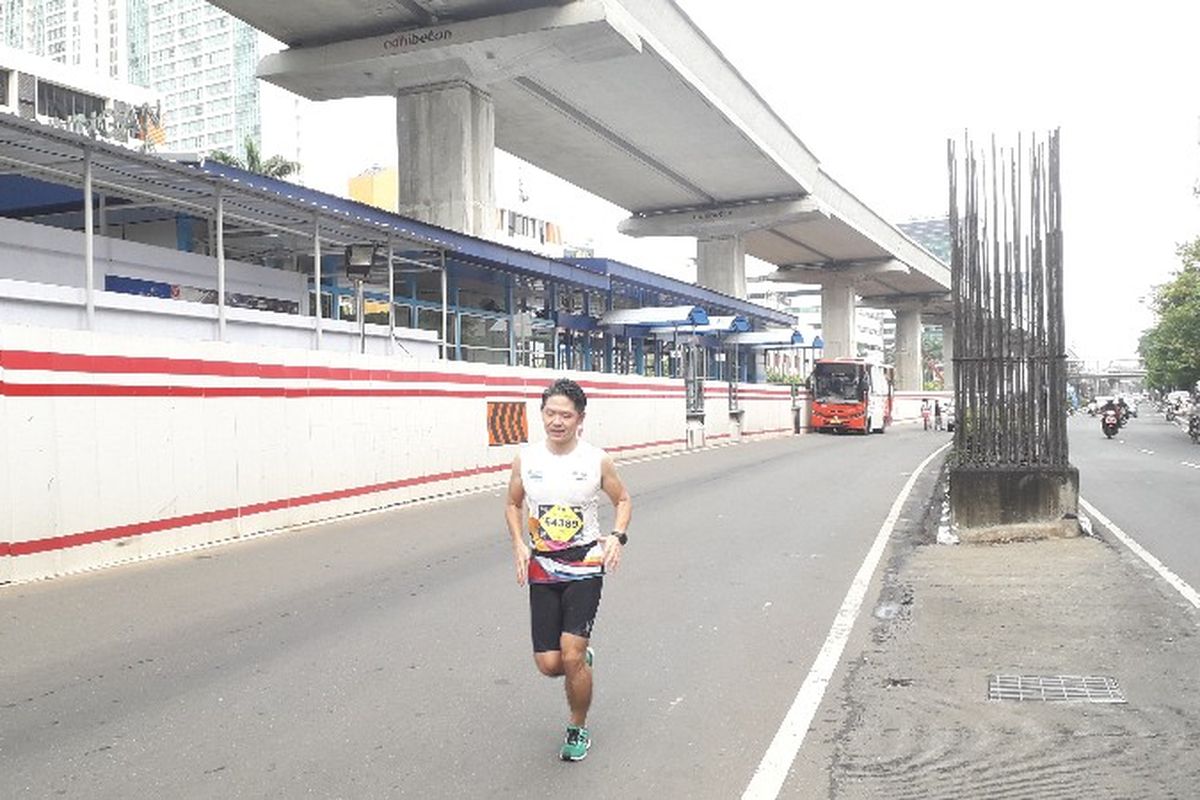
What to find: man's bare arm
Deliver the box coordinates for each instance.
[599,455,631,572]
[505,454,530,586]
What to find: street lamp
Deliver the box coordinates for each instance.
[344,243,376,280]
[344,244,378,353]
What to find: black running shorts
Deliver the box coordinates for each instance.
[529,577,604,653]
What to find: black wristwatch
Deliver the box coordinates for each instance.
[611,530,628,546]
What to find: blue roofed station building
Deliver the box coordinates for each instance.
[0,113,807,384]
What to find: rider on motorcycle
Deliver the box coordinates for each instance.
[1100,398,1121,438]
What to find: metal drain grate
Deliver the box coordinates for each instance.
[988,674,1126,703]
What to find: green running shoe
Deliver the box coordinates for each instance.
[585,646,594,669]
[560,725,590,761]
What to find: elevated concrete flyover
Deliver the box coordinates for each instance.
[210,0,949,380]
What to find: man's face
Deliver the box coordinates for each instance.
[542,394,583,444]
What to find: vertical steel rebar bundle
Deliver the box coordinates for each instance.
[949,130,1068,468]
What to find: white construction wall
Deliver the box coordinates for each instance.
[0,325,799,583]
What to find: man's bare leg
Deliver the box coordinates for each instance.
[532,636,591,726]
[560,633,592,726]
[534,651,564,677]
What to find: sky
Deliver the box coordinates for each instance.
[675,0,1200,364]
[287,0,1200,365]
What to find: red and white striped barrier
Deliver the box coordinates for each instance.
[0,325,797,583]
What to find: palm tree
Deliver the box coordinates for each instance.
[208,136,300,180]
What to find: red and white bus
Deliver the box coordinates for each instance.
[808,358,894,434]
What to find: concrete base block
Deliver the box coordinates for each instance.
[686,418,705,450]
[950,464,1080,541]
[955,519,1080,543]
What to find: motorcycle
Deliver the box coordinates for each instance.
[1189,415,1200,444]
[1101,409,1120,439]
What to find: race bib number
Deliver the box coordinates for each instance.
[532,504,584,543]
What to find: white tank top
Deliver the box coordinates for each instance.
[520,438,607,582]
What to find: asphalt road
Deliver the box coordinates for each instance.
[1,426,948,799]
[1070,404,1200,593]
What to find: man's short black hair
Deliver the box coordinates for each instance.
[542,378,587,413]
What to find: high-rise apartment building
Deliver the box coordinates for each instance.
[1,0,126,78]
[139,0,258,157]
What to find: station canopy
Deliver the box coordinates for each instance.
[725,328,822,348]
[598,305,708,329]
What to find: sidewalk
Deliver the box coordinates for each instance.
[791,464,1200,799]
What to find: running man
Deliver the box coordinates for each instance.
[504,378,632,761]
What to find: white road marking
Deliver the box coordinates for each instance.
[741,442,951,800]
[1182,462,1200,470]
[1139,448,1154,455]
[1079,497,1200,611]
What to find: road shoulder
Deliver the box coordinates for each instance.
[787,460,1200,798]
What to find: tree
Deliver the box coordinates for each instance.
[208,136,300,180]
[1139,238,1200,390]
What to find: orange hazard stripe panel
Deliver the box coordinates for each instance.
[487,401,528,446]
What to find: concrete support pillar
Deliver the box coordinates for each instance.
[941,320,955,391]
[894,307,923,391]
[696,234,746,299]
[396,80,495,237]
[819,280,856,358]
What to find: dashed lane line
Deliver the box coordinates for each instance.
[1079,497,1200,611]
[740,442,952,800]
